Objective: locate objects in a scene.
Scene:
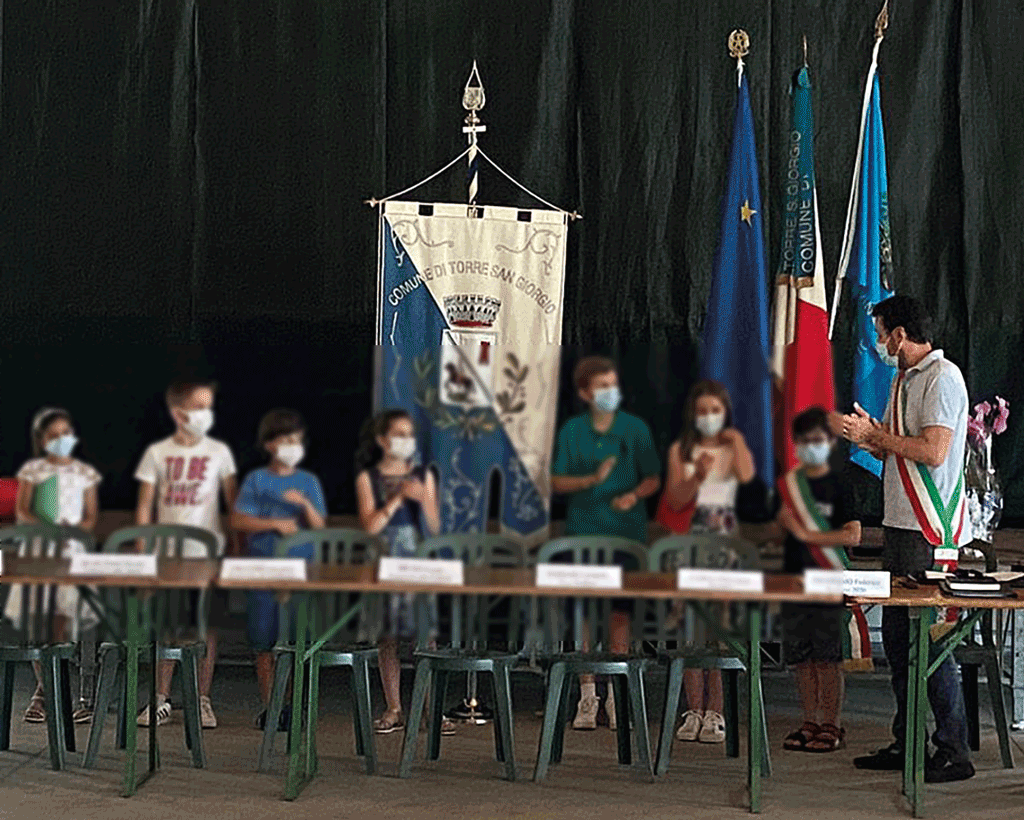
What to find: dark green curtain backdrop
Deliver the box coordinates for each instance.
[2,0,1022,524]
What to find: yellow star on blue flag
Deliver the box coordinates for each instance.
[740,199,757,225]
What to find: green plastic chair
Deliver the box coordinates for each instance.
[531,536,654,783]
[257,527,384,775]
[83,525,217,770]
[398,533,526,781]
[0,524,92,770]
[647,534,770,777]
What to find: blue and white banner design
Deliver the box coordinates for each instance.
[375,201,568,544]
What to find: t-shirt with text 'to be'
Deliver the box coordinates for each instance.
[135,436,237,557]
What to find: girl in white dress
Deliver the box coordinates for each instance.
[4,408,100,723]
[662,381,755,744]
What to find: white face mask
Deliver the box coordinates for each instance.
[388,436,416,461]
[276,443,305,468]
[45,433,78,458]
[184,408,214,437]
[695,412,725,438]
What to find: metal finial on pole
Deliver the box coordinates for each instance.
[803,34,808,66]
[728,29,750,86]
[462,61,487,218]
[875,0,890,42]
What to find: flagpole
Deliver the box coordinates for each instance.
[828,0,889,339]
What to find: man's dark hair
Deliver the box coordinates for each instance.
[871,295,933,344]
[258,409,306,446]
[792,407,833,439]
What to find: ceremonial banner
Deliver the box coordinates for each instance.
[771,64,835,471]
[375,201,568,544]
[701,69,774,490]
[829,40,896,478]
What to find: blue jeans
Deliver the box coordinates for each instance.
[882,526,970,762]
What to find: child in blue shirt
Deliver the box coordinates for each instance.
[231,409,326,730]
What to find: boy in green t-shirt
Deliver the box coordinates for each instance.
[551,356,661,729]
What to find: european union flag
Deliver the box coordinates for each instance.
[701,71,774,490]
[830,61,896,478]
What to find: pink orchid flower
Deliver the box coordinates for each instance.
[994,396,1010,435]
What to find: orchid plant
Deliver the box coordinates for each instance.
[965,396,1009,543]
[967,396,1010,444]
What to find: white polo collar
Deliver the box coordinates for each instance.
[907,348,944,375]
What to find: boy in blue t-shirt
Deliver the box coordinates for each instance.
[231,409,326,730]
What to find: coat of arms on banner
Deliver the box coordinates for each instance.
[375,201,567,544]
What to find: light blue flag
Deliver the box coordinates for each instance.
[701,71,774,490]
[830,53,896,478]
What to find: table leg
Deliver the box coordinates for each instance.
[148,618,158,775]
[903,609,919,799]
[911,610,930,818]
[284,593,309,801]
[122,593,140,797]
[747,604,763,814]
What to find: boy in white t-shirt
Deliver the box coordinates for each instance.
[134,381,238,729]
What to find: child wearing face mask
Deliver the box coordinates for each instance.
[6,408,101,724]
[231,409,326,730]
[776,407,862,753]
[353,410,453,736]
[662,380,755,744]
[551,356,662,730]
[134,380,238,729]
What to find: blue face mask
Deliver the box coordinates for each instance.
[796,441,831,468]
[592,386,622,414]
[45,434,78,458]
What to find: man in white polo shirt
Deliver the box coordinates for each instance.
[835,295,973,783]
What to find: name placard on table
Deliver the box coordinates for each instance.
[220,558,308,583]
[535,564,623,590]
[676,568,765,593]
[69,553,158,577]
[378,557,465,586]
[803,569,891,598]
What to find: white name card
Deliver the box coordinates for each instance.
[70,553,158,577]
[535,563,623,590]
[378,557,464,586]
[842,570,891,598]
[676,568,765,594]
[803,570,845,596]
[220,558,307,583]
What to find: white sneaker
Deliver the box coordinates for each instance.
[675,710,703,742]
[199,696,217,729]
[572,696,599,730]
[699,710,726,743]
[137,696,171,727]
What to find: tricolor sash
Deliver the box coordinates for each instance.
[890,372,964,572]
[778,468,873,671]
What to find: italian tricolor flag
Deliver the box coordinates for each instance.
[771,65,835,471]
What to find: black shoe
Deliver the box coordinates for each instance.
[925,751,975,783]
[853,744,904,770]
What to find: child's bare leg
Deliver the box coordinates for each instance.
[705,669,724,715]
[794,662,820,724]
[378,636,402,715]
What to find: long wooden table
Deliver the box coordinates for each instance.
[0,557,220,796]
[850,580,1024,818]
[217,567,841,811]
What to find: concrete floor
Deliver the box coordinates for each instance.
[1,664,1022,820]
